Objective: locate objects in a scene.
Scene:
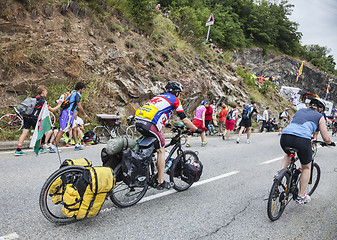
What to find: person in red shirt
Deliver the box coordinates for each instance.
[218,104,228,136]
[205,103,213,135]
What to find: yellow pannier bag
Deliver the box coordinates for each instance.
[76,167,114,220]
[48,177,63,204]
[61,184,82,217]
[60,158,92,168]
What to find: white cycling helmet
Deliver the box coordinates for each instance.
[309,98,325,113]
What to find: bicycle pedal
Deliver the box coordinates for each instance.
[169,182,174,187]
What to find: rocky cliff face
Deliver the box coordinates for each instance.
[236,48,336,104]
[0,1,252,118]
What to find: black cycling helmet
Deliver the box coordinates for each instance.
[165,81,183,94]
[309,98,325,113]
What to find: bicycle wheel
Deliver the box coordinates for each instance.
[109,164,148,208]
[126,125,135,138]
[39,165,86,224]
[49,112,56,125]
[0,114,23,132]
[306,162,321,196]
[93,126,110,144]
[169,150,197,192]
[267,172,289,221]
[116,125,127,137]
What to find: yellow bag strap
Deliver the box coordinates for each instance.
[85,168,99,218]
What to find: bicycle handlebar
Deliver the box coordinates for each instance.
[312,140,335,147]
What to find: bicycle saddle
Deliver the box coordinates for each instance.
[138,137,157,148]
[285,147,298,154]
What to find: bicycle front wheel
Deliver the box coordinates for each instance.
[93,126,110,144]
[306,162,321,196]
[267,172,289,221]
[109,164,148,208]
[169,150,198,192]
[116,125,127,137]
[0,114,23,132]
[126,125,135,138]
[39,165,86,224]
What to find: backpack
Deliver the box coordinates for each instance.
[62,167,114,220]
[226,110,234,121]
[181,158,203,184]
[279,112,283,120]
[83,130,99,145]
[59,91,75,110]
[101,148,123,182]
[242,106,252,120]
[17,97,37,115]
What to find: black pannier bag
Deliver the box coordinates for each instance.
[121,145,154,187]
[101,147,123,182]
[83,130,99,145]
[181,158,203,184]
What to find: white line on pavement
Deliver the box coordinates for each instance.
[259,156,283,165]
[0,232,19,240]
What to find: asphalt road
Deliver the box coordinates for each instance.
[0,132,336,240]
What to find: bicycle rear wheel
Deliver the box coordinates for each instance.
[109,164,148,208]
[39,165,86,224]
[0,114,23,132]
[169,150,197,192]
[306,162,320,196]
[93,126,110,144]
[267,172,289,221]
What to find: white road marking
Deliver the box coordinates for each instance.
[101,170,239,213]
[259,156,283,165]
[0,232,19,240]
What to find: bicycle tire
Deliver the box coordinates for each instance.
[116,125,127,137]
[169,150,197,192]
[0,114,23,132]
[267,172,289,221]
[49,112,56,125]
[126,125,135,138]
[39,165,86,224]
[93,126,110,144]
[109,163,148,208]
[306,162,321,196]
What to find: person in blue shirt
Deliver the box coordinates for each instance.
[280,98,334,204]
[50,82,88,152]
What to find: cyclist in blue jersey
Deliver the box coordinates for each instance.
[50,82,88,152]
[280,98,334,204]
[135,81,202,190]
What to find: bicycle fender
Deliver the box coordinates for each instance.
[273,168,289,182]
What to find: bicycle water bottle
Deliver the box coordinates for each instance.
[165,158,173,173]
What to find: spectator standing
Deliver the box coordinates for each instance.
[205,102,213,135]
[278,108,290,135]
[210,100,218,127]
[218,104,228,136]
[260,107,269,132]
[50,82,88,152]
[15,85,62,156]
[186,101,207,147]
[223,103,239,140]
[236,101,259,144]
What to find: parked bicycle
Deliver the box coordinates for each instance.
[125,115,139,139]
[109,123,200,208]
[267,140,334,221]
[93,114,127,143]
[0,105,55,132]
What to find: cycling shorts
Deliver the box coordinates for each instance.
[135,119,165,149]
[280,134,312,165]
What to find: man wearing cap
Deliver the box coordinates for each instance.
[278,108,290,135]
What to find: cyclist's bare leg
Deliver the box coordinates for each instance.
[18,129,29,146]
[280,154,291,169]
[298,162,311,197]
[157,147,165,184]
